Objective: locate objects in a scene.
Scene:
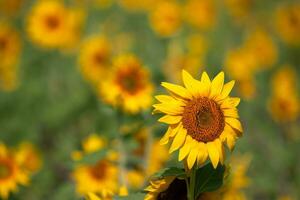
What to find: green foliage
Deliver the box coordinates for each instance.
[151,167,186,179]
[195,163,226,198]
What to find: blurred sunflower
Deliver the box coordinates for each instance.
[275,4,300,45]
[85,185,128,200]
[153,70,242,169]
[149,1,181,37]
[26,0,84,49]
[144,176,187,200]
[184,0,216,30]
[0,143,28,199]
[225,0,253,22]
[244,29,278,69]
[126,169,144,189]
[14,142,42,174]
[0,0,24,16]
[79,35,111,84]
[99,54,153,114]
[0,22,20,91]
[0,23,21,68]
[72,159,118,197]
[268,66,299,123]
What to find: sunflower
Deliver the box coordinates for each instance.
[225,0,253,21]
[153,70,242,169]
[149,1,181,37]
[26,0,84,49]
[144,176,187,200]
[79,35,111,84]
[72,159,118,197]
[275,4,300,45]
[0,22,21,68]
[14,142,42,174]
[99,54,153,114]
[184,0,216,30]
[0,143,28,199]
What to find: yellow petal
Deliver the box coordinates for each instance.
[178,136,192,161]
[158,115,182,124]
[169,123,182,137]
[153,103,184,115]
[155,95,186,106]
[216,80,235,101]
[223,108,239,118]
[169,128,187,153]
[187,146,198,169]
[161,82,192,99]
[214,139,224,164]
[200,71,211,96]
[207,142,220,168]
[196,142,208,165]
[160,127,172,145]
[226,134,236,151]
[210,71,224,98]
[225,117,243,132]
[182,70,202,97]
[220,97,241,109]
[201,71,211,84]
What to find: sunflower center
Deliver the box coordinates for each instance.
[0,37,7,51]
[45,15,61,30]
[182,97,225,143]
[93,51,106,65]
[0,160,12,179]
[116,68,144,95]
[90,161,107,180]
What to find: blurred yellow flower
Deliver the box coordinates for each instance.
[26,0,84,49]
[153,70,242,169]
[79,35,111,84]
[99,54,153,114]
[184,0,216,30]
[268,66,300,123]
[126,169,144,189]
[275,4,300,45]
[0,143,29,199]
[149,1,181,37]
[0,23,21,68]
[73,159,118,197]
[82,134,106,154]
[244,29,278,69]
[14,142,42,174]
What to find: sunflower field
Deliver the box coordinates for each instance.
[0,0,300,199]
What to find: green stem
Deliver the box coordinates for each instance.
[188,165,197,200]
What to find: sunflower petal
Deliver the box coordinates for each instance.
[158,115,182,124]
[153,103,183,115]
[169,128,187,153]
[160,127,172,145]
[207,142,220,168]
[216,80,235,101]
[161,82,192,99]
[220,97,241,109]
[178,137,192,161]
[182,70,202,97]
[225,118,243,132]
[210,71,224,98]
[196,142,208,165]
[187,146,198,169]
[223,108,239,118]
[214,139,224,164]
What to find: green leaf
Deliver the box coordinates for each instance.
[195,163,225,198]
[114,193,145,200]
[151,167,186,179]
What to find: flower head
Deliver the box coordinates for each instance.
[153,70,242,169]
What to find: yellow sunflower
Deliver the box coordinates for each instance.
[275,4,300,45]
[0,0,24,16]
[153,70,243,169]
[0,22,21,68]
[0,143,28,199]
[79,35,111,84]
[72,159,118,197]
[26,0,84,49]
[184,0,216,30]
[14,142,42,174]
[149,1,182,37]
[99,54,153,114]
[144,176,187,200]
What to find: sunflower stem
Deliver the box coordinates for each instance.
[188,165,197,200]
